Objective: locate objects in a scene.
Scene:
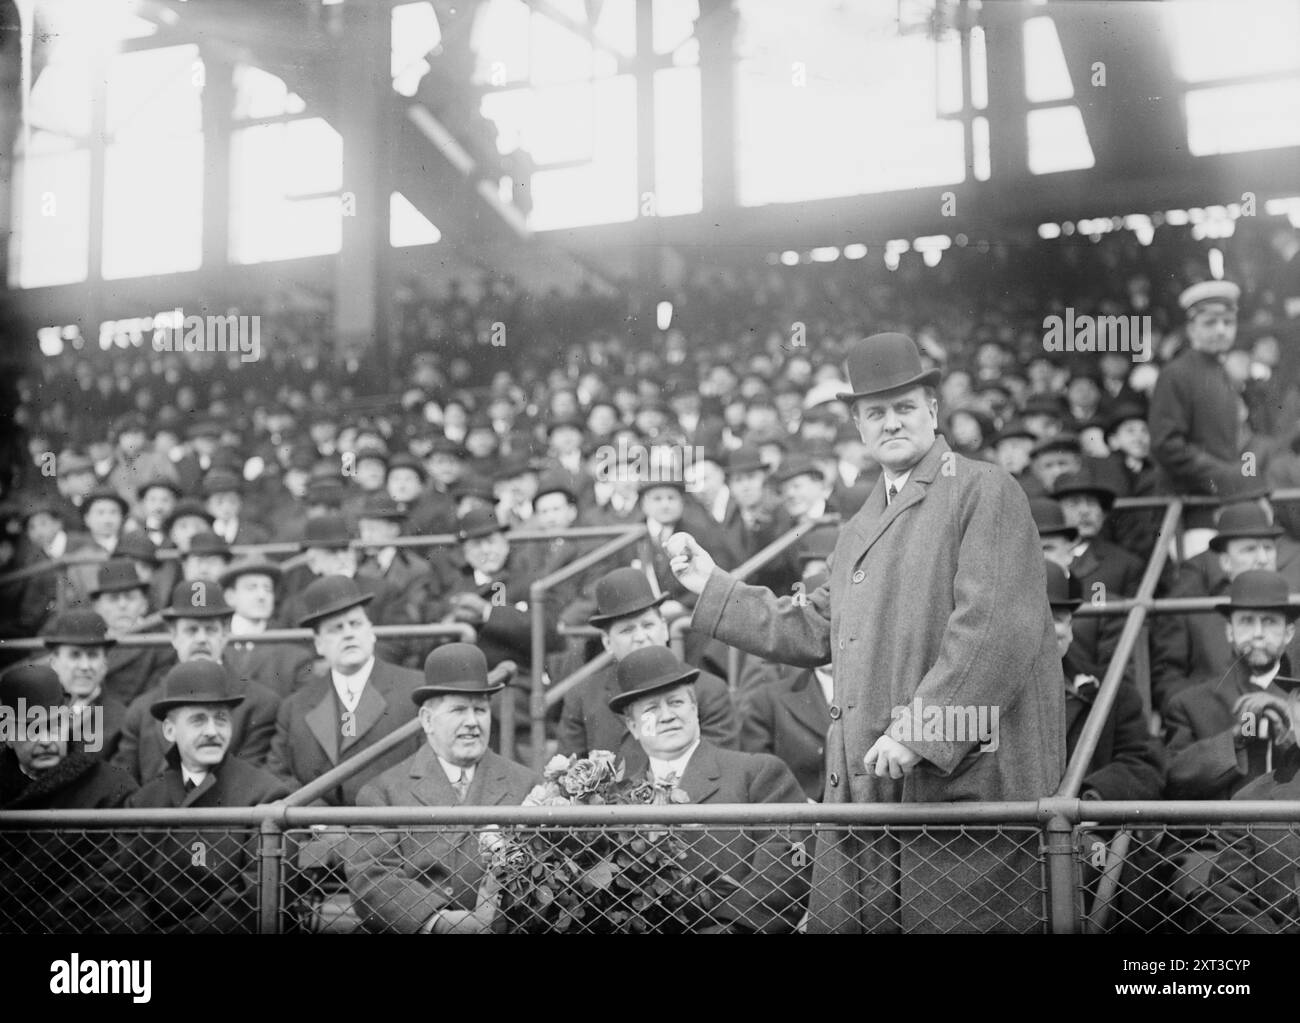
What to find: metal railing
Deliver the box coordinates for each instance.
[4,798,1300,933]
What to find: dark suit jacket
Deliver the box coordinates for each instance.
[1064,674,1165,801]
[1069,537,1145,679]
[639,741,810,933]
[1196,746,1300,933]
[223,636,314,699]
[557,660,739,773]
[122,751,291,933]
[1162,657,1298,800]
[347,745,537,933]
[111,663,281,784]
[266,657,425,806]
[103,642,176,706]
[740,666,830,801]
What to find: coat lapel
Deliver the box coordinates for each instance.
[304,684,340,765]
[344,678,388,753]
[467,751,517,806]
[680,742,721,803]
[409,745,457,806]
[848,437,947,563]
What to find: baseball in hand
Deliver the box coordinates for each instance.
[665,532,715,594]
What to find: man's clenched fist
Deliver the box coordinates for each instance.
[665,532,717,594]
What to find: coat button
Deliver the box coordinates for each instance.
[829,704,842,720]
[817,746,824,755]
[829,772,839,787]
[852,570,865,583]
[838,638,845,650]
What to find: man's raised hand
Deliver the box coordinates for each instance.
[664,532,717,595]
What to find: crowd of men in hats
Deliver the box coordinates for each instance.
[1,242,1299,932]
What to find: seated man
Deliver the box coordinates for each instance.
[609,645,810,933]
[0,665,137,933]
[267,575,424,806]
[42,609,126,760]
[1046,560,1164,801]
[90,558,175,705]
[347,644,537,933]
[220,557,313,698]
[558,567,739,773]
[112,580,280,783]
[122,661,290,933]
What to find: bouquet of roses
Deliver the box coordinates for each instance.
[478,751,733,933]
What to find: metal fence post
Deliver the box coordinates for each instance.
[1041,805,1081,934]
[258,816,284,935]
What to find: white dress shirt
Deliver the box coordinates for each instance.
[230,614,266,636]
[1249,662,1282,690]
[438,756,475,789]
[181,767,209,790]
[709,488,731,525]
[45,530,68,560]
[648,738,701,785]
[882,469,911,503]
[813,667,834,707]
[331,656,375,714]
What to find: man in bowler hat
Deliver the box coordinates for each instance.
[348,644,536,933]
[666,332,1064,932]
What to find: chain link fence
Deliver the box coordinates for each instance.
[2,804,1297,934]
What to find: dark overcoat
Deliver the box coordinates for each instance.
[692,436,1066,932]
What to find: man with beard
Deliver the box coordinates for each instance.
[112,580,280,783]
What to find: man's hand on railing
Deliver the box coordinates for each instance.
[665,532,716,595]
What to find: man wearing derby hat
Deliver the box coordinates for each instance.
[0,664,138,933]
[667,331,1064,933]
[1150,279,1248,552]
[348,644,536,934]
[355,492,431,632]
[89,558,174,706]
[121,661,290,934]
[609,645,808,933]
[558,567,738,774]
[267,575,425,806]
[220,557,313,699]
[42,609,125,760]
[202,469,269,547]
[111,580,280,783]
[1162,499,1300,705]
[63,485,128,607]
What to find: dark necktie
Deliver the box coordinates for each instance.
[887,484,898,505]
[184,778,197,792]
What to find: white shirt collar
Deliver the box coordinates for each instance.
[804,498,827,520]
[376,546,397,574]
[1249,662,1282,689]
[648,737,700,784]
[230,613,267,635]
[181,766,209,789]
[813,666,834,706]
[882,469,911,500]
[437,755,475,787]
[709,487,731,524]
[68,687,101,708]
[46,531,68,559]
[472,568,493,587]
[331,656,375,712]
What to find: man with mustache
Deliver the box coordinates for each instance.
[121,661,290,933]
[111,580,280,783]
[347,644,536,933]
[0,665,137,933]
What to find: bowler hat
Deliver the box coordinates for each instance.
[353,443,389,467]
[1104,402,1147,435]
[358,492,407,522]
[534,470,577,504]
[1030,498,1080,542]
[637,476,686,496]
[411,643,503,705]
[163,499,214,535]
[451,474,496,503]
[607,645,700,715]
[0,664,64,712]
[136,475,183,500]
[218,556,283,589]
[301,514,353,551]
[1051,469,1117,510]
[42,609,117,648]
[81,487,128,520]
[200,470,243,497]
[149,661,245,720]
[1216,570,1298,620]
[837,333,941,402]
[992,419,1036,445]
[90,559,147,598]
[160,579,235,620]
[1209,503,1284,551]
[387,453,427,480]
[1045,560,1083,611]
[1030,433,1081,459]
[115,531,160,566]
[773,453,824,487]
[1022,395,1068,420]
[457,507,506,542]
[724,445,767,475]
[295,575,374,629]
[589,567,667,627]
[186,531,233,560]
